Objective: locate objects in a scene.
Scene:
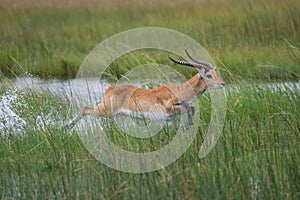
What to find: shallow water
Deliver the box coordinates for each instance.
[0,77,109,134]
[0,77,299,135]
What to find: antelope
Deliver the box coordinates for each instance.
[66,50,225,129]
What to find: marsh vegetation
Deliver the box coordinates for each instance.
[0,0,299,199]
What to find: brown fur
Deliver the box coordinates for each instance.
[66,68,224,129]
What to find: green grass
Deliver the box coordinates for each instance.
[0,81,299,199]
[1,0,300,199]
[0,0,299,81]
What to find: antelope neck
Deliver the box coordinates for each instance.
[178,74,207,99]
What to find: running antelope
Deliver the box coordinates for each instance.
[66,50,225,129]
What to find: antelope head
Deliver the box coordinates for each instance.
[168,49,225,90]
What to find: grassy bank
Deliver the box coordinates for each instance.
[0,0,299,81]
[0,81,299,199]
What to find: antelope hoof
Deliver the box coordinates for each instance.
[65,122,74,130]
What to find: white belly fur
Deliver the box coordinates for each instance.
[117,103,171,120]
[117,109,170,121]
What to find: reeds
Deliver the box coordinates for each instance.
[0,80,299,199]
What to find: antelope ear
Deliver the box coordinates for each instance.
[198,68,206,79]
[198,72,204,79]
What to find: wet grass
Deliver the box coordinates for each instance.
[0,81,299,199]
[0,0,300,81]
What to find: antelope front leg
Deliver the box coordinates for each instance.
[187,105,195,125]
[173,101,195,125]
[182,102,194,125]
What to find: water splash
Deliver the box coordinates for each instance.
[0,89,27,134]
[0,76,109,136]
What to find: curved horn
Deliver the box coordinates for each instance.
[168,54,209,72]
[185,49,214,69]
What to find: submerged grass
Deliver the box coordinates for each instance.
[0,0,299,80]
[0,80,299,199]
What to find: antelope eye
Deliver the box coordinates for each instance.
[206,74,213,79]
